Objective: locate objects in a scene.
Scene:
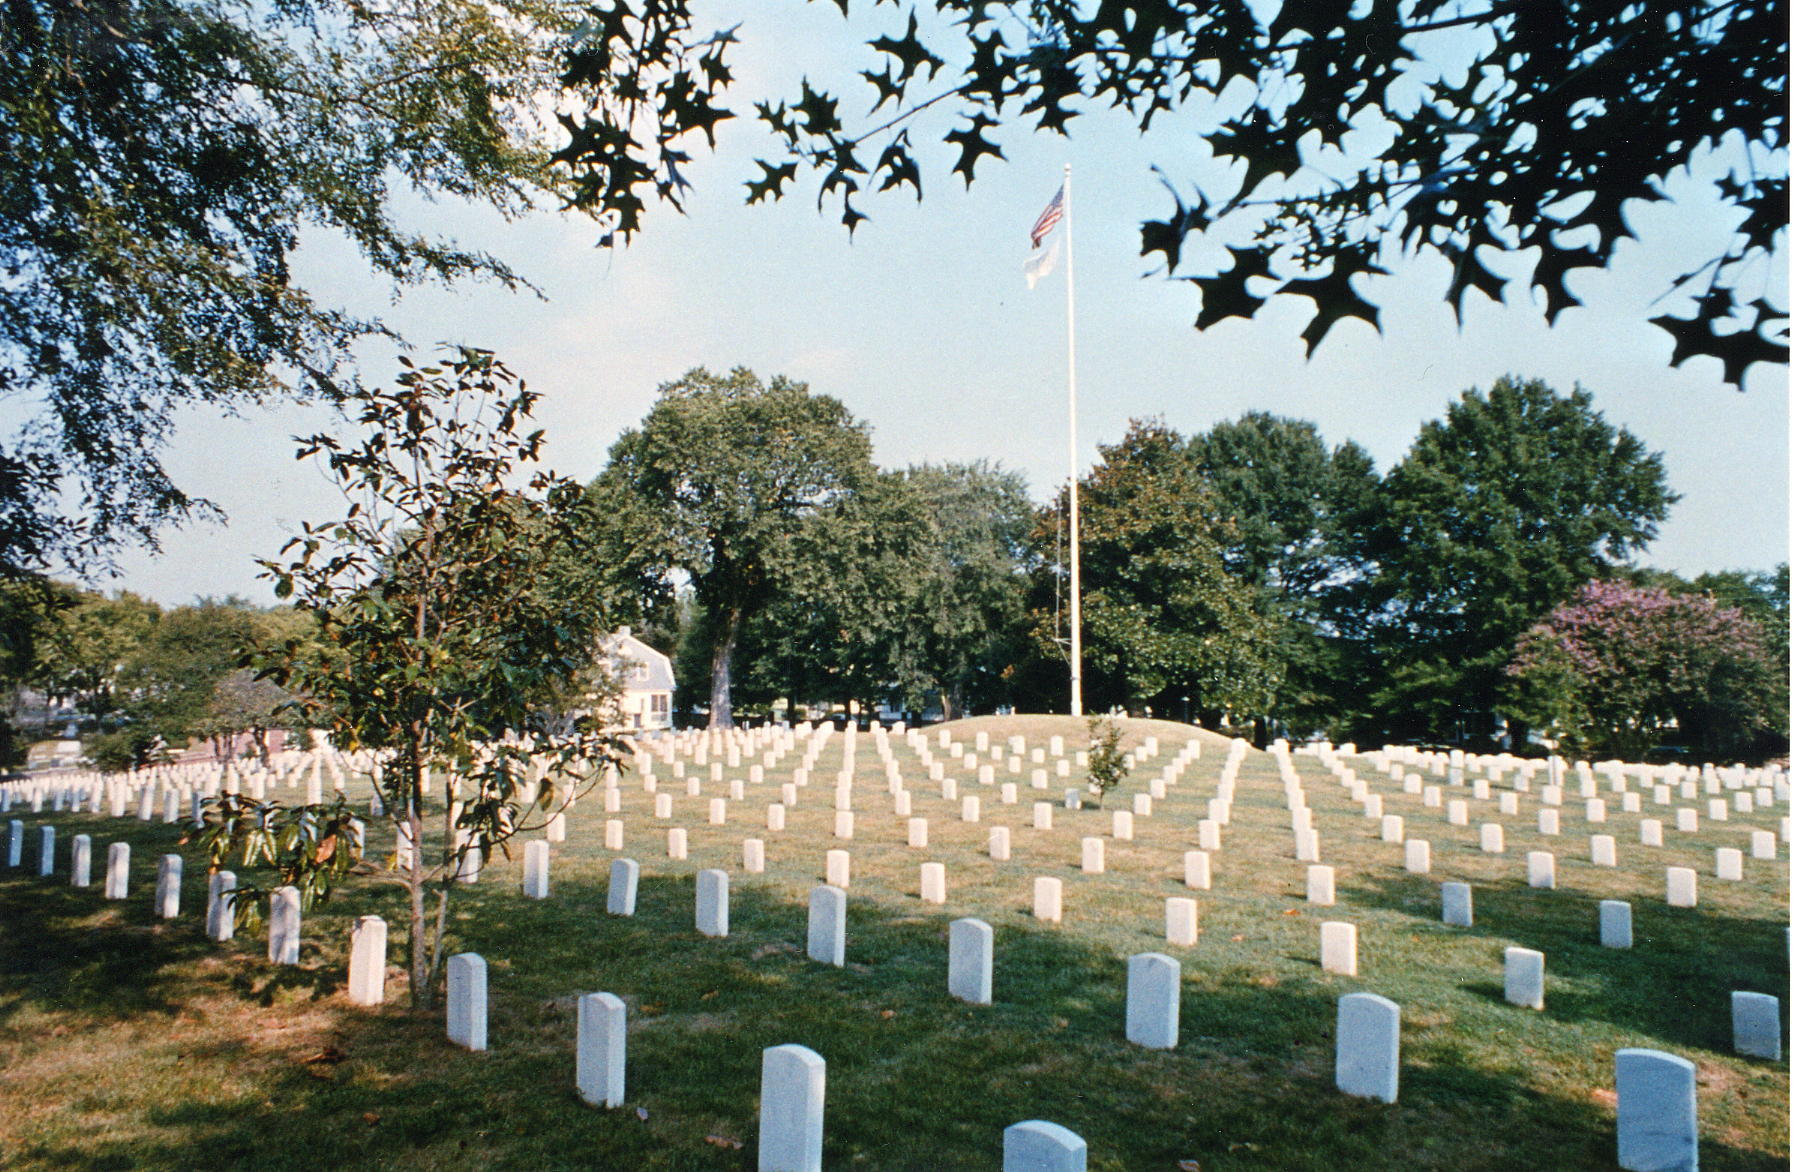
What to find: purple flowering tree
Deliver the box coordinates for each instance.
[1502,581,1785,760]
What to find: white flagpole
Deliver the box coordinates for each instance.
[1062,163,1083,719]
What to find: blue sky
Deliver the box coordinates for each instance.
[103,4,1788,605]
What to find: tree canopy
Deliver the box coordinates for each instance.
[1502,579,1785,759]
[1,0,593,577]
[588,367,875,727]
[1358,376,1676,742]
[559,0,1788,386]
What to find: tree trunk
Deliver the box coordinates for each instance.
[709,607,742,729]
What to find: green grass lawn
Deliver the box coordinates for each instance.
[0,716,1787,1169]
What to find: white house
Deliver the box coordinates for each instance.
[596,627,675,730]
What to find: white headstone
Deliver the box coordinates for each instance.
[1033,876,1062,923]
[1080,837,1105,874]
[1666,866,1698,908]
[1306,864,1335,906]
[1321,921,1357,976]
[1590,834,1617,866]
[36,825,54,876]
[1715,847,1743,880]
[1335,992,1400,1103]
[1599,899,1633,948]
[807,885,846,966]
[744,838,766,873]
[1404,839,1431,874]
[607,857,639,916]
[206,870,236,941]
[446,952,488,1051]
[1730,991,1781,1060]
[825,849,850,889]
[948,917,993,1005]
[1527,851,1556,888]
[154,853,182,919]
[1504,946,1545,1010]
[1442,881,1473,927]
[989,825,1011,861]
[348,915,386,1005]
[1183,850,1212,890]
[920,861,946,904]
[5,819,20,867]
[1639,818,1662,846]
[268,885,301,964]
[103,841,129,899]
[1002,1120,1087,1172]
[1125,952,1180,1049]
[1165,897,1198,947]
[1615,1048,1696,1172]
[1750,829,1777,859]
[523,840,550,899]
[1380,815,1403,844]
[758,1043,825,1172]
[577,991,628,1107]
[1197,819,1221,850]
[696,869,730,937]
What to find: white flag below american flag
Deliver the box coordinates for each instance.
[1025,184,1065,288]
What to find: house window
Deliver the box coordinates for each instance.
[650,693,670,721]
[634,663,650,682]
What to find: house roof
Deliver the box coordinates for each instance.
[599,627,676,693]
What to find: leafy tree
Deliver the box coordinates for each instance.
[33,588,161,720]
[590,368,875,728]
[200,349,617,1008]
[0,0,632,576]
[1188,413,1381,736]
[750,463,1032,721]
[1361,376,1676,745]
[1032,419,1278,723]
[1084,715,1129,807]
[1502,580,1785,759]
[560,1,1787,386]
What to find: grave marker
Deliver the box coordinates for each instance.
[696,869,730,937]
[268,885,301,964]
[1335,993,1400,1103]
[1504,947,1545,1010]
[758,1044,826,1172]
[1615,1049,1696,1172]
[807,885,846,966]
[1321,921,1357,975]
[948,918,993,1005]
[1125,952,1180,1049]
[577,991,628,1108]
[1731,992,1781,1060]
[446,953,488,1051]
[1599,900,1633,948]
[607,857,639,916]
[1002,1121,1086,1172]
[1442,881,1473,927]
[348,915,387,1005]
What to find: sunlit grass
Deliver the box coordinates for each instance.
[0,717,1787,1169]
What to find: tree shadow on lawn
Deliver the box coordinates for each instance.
[3,868,1785,1171]
[1337,870,1788,1058]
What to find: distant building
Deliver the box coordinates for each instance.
[596,627,675,731]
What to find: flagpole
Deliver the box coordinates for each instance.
[1062,163,1083,719]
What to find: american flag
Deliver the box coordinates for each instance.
[1029,185,1065,248]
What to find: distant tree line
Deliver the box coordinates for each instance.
[4,369,1783,768]
[583,370,1787,761]
[0,586,316,770]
